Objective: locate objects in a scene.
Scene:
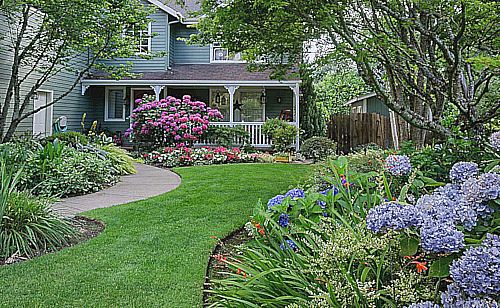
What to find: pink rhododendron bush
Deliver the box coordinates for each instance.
[125,95,223,148]
[144,146,265,167]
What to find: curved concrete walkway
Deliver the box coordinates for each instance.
[53,163,181,216]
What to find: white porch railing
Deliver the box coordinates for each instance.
[197,122,298,148]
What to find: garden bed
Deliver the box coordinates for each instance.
[204,227,250,306]
[0,216,105,266]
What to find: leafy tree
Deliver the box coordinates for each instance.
[300,67,325,138]
[315,69,370,119]
[192,0,499,144]
[0,0,153,143]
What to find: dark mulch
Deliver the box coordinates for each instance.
[0,216,105,266]
[204,227,250,306]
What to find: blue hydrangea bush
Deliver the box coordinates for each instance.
[208,155,499,307]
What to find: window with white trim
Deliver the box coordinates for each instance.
[211,43,243,63]
[126,23,151,54]
[105,87,126,122]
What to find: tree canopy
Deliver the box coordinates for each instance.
[193,0,500,140]
[0,0,153,142]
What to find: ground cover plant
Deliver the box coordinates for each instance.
[0,164,313,307]
[207,133,499,307]
[144,146,265,167]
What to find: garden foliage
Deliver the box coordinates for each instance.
[262,118,299,152]
[208,133,500,307]
[300,136,336,162]
[0,153,75,261]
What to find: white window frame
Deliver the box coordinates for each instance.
[210,43,245,63]
[125,23,152,55]
[105,86,126,122]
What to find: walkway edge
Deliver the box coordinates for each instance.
[52,163,181,216]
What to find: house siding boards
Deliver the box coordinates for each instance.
[170,23,210,64]
[0,14,94,136]
[366,96,389,117]
[265,89,293,119]
[97,5,169,72]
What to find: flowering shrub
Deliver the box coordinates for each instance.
[126,95,223,147]
[385,154,412,176]
[367,163,499,254]
[143,146,262,167]
[489,131,500,151]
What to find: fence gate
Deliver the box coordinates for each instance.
[327,113,393,154]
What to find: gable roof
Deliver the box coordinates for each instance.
[345,92,378,105]
[147,0,200,24]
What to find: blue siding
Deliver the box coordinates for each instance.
[366,97,390,117]
[0,15,95,135]
[97,5,169,72]
[171,24,210,64]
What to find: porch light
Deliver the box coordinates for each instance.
[221,96,227,105]
[277,96,282,104]
[215,91,221,105]
[234,99,243,111]
[260,89,266,105]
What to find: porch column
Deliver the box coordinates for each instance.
[150,85,165,101]
[224,85,239,127]
[289,83,300,152]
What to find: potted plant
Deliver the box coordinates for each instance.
[262,118,299,163]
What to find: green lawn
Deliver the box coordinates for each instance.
[0,164,313,307]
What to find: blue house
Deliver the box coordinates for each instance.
[0,0,301,149]
[81,0,302,149]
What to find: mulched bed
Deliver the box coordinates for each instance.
[204,227,250,306]
[0,216,105,266]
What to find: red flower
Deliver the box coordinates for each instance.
[411,261,428,273]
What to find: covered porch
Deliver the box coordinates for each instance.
[81,79,301,150]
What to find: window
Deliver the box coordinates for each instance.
[105,87,126,121]
[238,91,265,122]
[211,43,243,63]
[126,23,151,54]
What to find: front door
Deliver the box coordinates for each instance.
[33,91,53,137]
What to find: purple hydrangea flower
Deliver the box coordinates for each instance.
[449,234,500,297]
[267,194,285,210]
[317,186,338,208]
[449,162,478,184]
[420,221,464,253]
[385,155,412,176]
[278,214,290,227]
[285,188,305,200]
[366,202,420,233]
[280,239,298,251]
[441,283,499,308]
[489,131,500,151]
[461,173,500,218]
[406,301,440,308]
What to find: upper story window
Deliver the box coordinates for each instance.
[210,43,244,63]
[126,23,152,54]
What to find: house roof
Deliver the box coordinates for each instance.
[345,92,378,105]
[148,0,201,23]
[86,64,300,84]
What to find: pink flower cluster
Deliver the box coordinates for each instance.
[125,95,223,147]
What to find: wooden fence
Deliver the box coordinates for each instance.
[327,113,393,154]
